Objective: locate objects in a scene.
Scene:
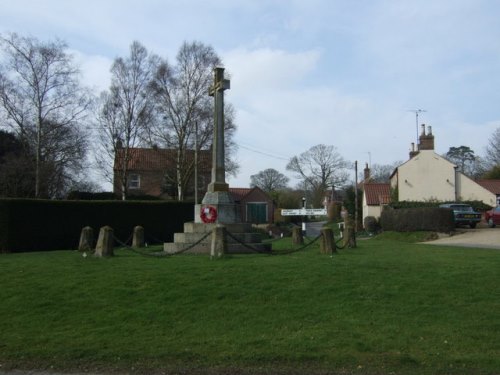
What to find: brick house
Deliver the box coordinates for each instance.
[113,147,275,223]
[229,187,275,224]
[113,147,211,200]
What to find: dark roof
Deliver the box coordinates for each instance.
[114,147,211,171]
[364,183,391,205]
[476,179,500,195]
[229,187,271,202]
[229,187,252,201]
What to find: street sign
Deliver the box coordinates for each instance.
[281,208,327,216]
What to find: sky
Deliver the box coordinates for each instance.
[1,0,500,190]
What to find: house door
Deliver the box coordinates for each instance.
[246,203,267,224]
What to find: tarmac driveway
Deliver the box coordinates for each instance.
[424,226,500,249]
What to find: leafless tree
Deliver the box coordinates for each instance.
[250,168,289,192]
[287,144,350,206]
[95,41,159,200]
[485,127,500,168]
[0,33,91,198]
[147,41,238,201]
[364,161,403,183]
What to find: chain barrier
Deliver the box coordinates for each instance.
[112,231,212,258]
[335,236,346,250]
[225,229,323,256]
[144,234,166,246]
[224,230,271,254]
[109,227,339,258]
[271,233,323,255]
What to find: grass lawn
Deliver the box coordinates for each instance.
[0,234,499,374]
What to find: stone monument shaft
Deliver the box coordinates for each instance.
[208,67,230,192]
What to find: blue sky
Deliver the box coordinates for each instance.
[2,0,500,189]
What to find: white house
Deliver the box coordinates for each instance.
[362,183,390,223]
[362,125,497,225]
[390,125,496,207]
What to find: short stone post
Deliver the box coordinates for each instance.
[320,228,336,254]
[95,226,114,257]
[211,224,227,258]
[292,226,304,245]
[343,217,357,249]
[132,226,145,248]
[78,226,93,252]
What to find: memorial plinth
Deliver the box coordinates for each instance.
[163,222,270,254]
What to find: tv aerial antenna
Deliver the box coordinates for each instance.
[407,109,427,144]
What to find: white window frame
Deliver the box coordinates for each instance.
[128,174,140,189]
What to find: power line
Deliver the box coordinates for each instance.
[238,143,290,161]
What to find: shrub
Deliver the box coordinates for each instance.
[327,202,341,221]
[380,207,454,233]
[363,216,379,233]
[0,199,193,253]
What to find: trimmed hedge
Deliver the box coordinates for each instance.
[380,207,455,233]
[389,200,492,212]
[0,199,193,253]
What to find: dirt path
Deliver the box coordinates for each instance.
[424,226,500,249]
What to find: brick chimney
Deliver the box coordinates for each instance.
[363,163,371,181]
[418,124,434,150]
[409,142,419,159]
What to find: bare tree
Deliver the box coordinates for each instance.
[250,168,289,192]
[0,33,91,198]
[287,144,350,207]
[95,41,158,200]
[148,41,238,201]
[365,161,402,183]
[485,127,500,168]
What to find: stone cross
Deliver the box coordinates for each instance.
[208,67,230,192]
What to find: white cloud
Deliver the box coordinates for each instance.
[71,50,112,93]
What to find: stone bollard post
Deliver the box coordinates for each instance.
[95,226,114,257]
[343,217,357,249]
[211,224,227,258]
[132,226,145,248]
[292,226,304,245]
[320,228,336,254]
[78,226,94,252]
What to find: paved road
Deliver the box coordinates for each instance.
[305,221,327,237]
[424,226,500,249]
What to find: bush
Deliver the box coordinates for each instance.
[363,216,379,233]
[66,191,118,200]
[380,207,454,233]
[327,202,341,221]
[0,199,193,253]
[390,200,492,212]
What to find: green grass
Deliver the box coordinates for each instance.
[0,237,499,374]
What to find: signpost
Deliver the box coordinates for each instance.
[281,207,327,236]
[281,208,327,216]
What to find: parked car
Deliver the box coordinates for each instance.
[485,206,500,228]
[439,203,482,228]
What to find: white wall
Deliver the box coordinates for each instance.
[397,151,456,201]
[362,193,384,224]
[394,150,496,205]
[457,174,496,206]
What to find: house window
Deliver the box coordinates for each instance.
[128,174,140,189]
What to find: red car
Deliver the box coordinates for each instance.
[485,206,500,228]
